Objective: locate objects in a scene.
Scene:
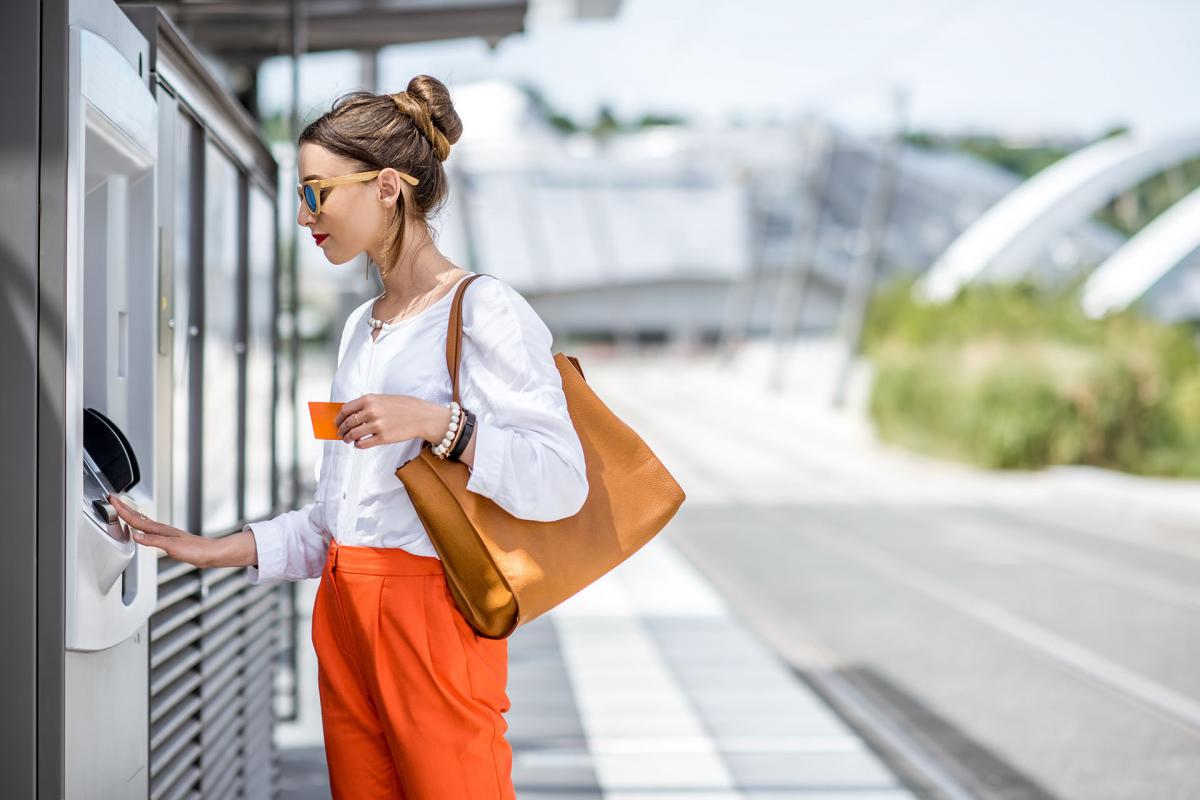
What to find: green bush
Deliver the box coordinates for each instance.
[865,279,1200,477]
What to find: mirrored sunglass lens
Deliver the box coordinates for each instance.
[303,184,318,213]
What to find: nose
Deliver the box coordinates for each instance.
[297,201,317,227]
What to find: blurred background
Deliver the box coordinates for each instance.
[123,0,1200,797]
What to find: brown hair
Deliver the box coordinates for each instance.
[299,74,464,280]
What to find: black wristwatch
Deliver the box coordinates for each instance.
[449,409,476,461]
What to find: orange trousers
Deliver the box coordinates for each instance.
[311,539,516,799]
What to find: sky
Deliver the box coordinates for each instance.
[259,0,1200,140]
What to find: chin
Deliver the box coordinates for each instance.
[326,249,358,266]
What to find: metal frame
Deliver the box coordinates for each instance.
[1081,185,1200,317]
[917,132,1200,302]
[11,0,68,795]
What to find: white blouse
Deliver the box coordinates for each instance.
[244,271,589,585]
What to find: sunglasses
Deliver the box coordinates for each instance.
[296,169,420,216]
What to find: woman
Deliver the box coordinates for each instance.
[107,74,589,799]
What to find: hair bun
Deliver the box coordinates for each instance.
[394,75,463,161]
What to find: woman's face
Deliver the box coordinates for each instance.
[296,142,411,265]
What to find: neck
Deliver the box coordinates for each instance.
[370,226,457,306]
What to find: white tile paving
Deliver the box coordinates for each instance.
[549,533,913,799]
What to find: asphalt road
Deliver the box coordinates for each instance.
[583,350,1200,800]
[666,499,1200,800]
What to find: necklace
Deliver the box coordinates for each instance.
[367,256,462,331]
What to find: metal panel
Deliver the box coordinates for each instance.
[35,13,69,776]
[150,551,282,798]
[3,0,54,796]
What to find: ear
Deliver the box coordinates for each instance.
[376,167,409,210]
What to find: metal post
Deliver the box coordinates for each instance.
[580,165,638,355]
[448,161,480,271]
[350,47,380,318]
[831,88,909,409]
[769,123,837,392]
[717,163,768,364]
[284,0,308,730]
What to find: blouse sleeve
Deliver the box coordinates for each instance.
[242,503,331,585]
[459,276,589,522]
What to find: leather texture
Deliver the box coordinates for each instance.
[394,273,687,639]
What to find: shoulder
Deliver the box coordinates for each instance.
[461,274,551,345]
[461,273,520,320]
[460,273,554,364]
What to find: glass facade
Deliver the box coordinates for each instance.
[171,111,197,531]
[202,141,240,535]
[245,184,276,520]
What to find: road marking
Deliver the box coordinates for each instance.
[980,505,1200,566]
[808,527,1200,737]
[917,506,1200,614]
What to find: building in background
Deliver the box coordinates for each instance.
[285,82,1131,352]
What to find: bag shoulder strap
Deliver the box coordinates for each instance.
[445,272,495,406]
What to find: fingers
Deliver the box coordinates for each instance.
[106,495,206,564]
[340,417,367,441]
[354,431,380,448]
[345,420,379,445]
[107,493,140,527]
[339,411,374,440]
[334,396,366,429]
[341,414,376,442]
[108,495,174,551]
[107,494,169,538]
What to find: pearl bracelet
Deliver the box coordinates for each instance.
[432,401,463,459]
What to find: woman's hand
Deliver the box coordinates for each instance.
[334,394,446,449]
[107,493,220,568]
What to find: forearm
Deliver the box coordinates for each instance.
[212,529,260,569]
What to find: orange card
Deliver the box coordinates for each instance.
[308,401,345,440]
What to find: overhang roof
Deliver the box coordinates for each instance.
[117,0,532,64]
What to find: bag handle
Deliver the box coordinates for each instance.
[444,272,493,406]
[443,272,585,407]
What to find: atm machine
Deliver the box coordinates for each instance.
[63,2,162,796]
[6,0,289,795]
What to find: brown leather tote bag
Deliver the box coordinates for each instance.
[394,273,686,639]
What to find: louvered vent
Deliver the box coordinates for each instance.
[149,554,283,799]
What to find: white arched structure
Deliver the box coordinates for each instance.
[917,132,1200,302]
[1081,185,1200,317]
